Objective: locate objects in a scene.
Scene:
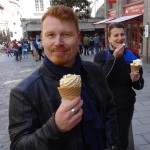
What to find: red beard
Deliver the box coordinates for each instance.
[49,45,71,66]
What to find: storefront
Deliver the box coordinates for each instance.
[122,2,144,54]
[21,18,105,40]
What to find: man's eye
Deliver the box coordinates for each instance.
[46,33,55,37]
[121,33,125,36]
[48,34,54,37]
[114,34,119,37]
[63,33,70,37]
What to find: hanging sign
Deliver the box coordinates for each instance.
[145,25,149,38]
[108,0,116,3]
[123,3,144,15]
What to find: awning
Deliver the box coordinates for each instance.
[106,14,142,23]
[93,18,115,25]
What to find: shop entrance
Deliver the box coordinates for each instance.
[129,24,143,55]
[123,15,143,55]
[129,25,139,54]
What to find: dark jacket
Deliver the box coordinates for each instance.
[94,48,144,108]
[9,61,118,150]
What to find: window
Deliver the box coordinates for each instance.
[35,0,44,12]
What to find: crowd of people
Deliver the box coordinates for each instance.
[3,37,44,61]
[79,33,105,56]
[8,5,144,150]
[3,32,105,61]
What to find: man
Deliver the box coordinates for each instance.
[9,5,117,150]
[36,38,44,60]
[32,38,39,61]
[83,34,90,56]
[13,39,19,61]
[93,33,100,53]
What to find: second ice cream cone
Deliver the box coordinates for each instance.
[130,65,141,73]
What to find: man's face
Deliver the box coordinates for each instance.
[108,28,125,49]
[41,16,79,67]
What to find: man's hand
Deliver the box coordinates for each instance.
[113,44,125,58]
[55,96,83,132]
[130,72,140,82]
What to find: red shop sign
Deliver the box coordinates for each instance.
[108,0,116,3]
[123,3,144,15]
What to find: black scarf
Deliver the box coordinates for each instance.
[43,54,81,78]
[44,53,104,150]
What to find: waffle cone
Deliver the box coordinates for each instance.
[58,86,81,100]
[130,65,141,73]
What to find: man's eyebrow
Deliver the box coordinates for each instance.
[44,31,54,35]
[62,31,74,34]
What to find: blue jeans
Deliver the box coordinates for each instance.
[23,50,28,59]
[94,43,100,53]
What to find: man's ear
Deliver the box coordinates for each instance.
[40,32,42,39]
[78,32,80,45]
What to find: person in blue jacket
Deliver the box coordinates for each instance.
[93,22,144,150]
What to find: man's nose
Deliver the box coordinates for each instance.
[119,34,125,40]
[55,35,64,46]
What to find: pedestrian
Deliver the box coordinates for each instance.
[17,41,22,60]
[22,40,28,59]
[9,5,118,150]
[89,35,95,55]
[37,38,44,60]
[6,44,12,57]
[93,33,100,53]
[32,38,39,61]
[29,38,34,56]
[93,22,144,150]
[13,39,19,61]
[83,34,90,56]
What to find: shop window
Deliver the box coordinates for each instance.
[127,23,142,54]
[35,0,44,12]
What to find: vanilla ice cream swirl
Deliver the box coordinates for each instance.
[131,59,142,66]
[60,74,81,87]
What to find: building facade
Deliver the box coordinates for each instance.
[20,0,105,40]
[20,0,50,39]
[0,0,22,42]
[94,0,150,63]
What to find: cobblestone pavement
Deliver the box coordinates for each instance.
[0,53,150,150]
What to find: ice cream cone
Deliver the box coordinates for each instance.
[130,65,141,73]
[58,86,81,100]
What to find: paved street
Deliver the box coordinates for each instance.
[0,53,150,150]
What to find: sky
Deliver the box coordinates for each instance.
[90,0,104,17]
